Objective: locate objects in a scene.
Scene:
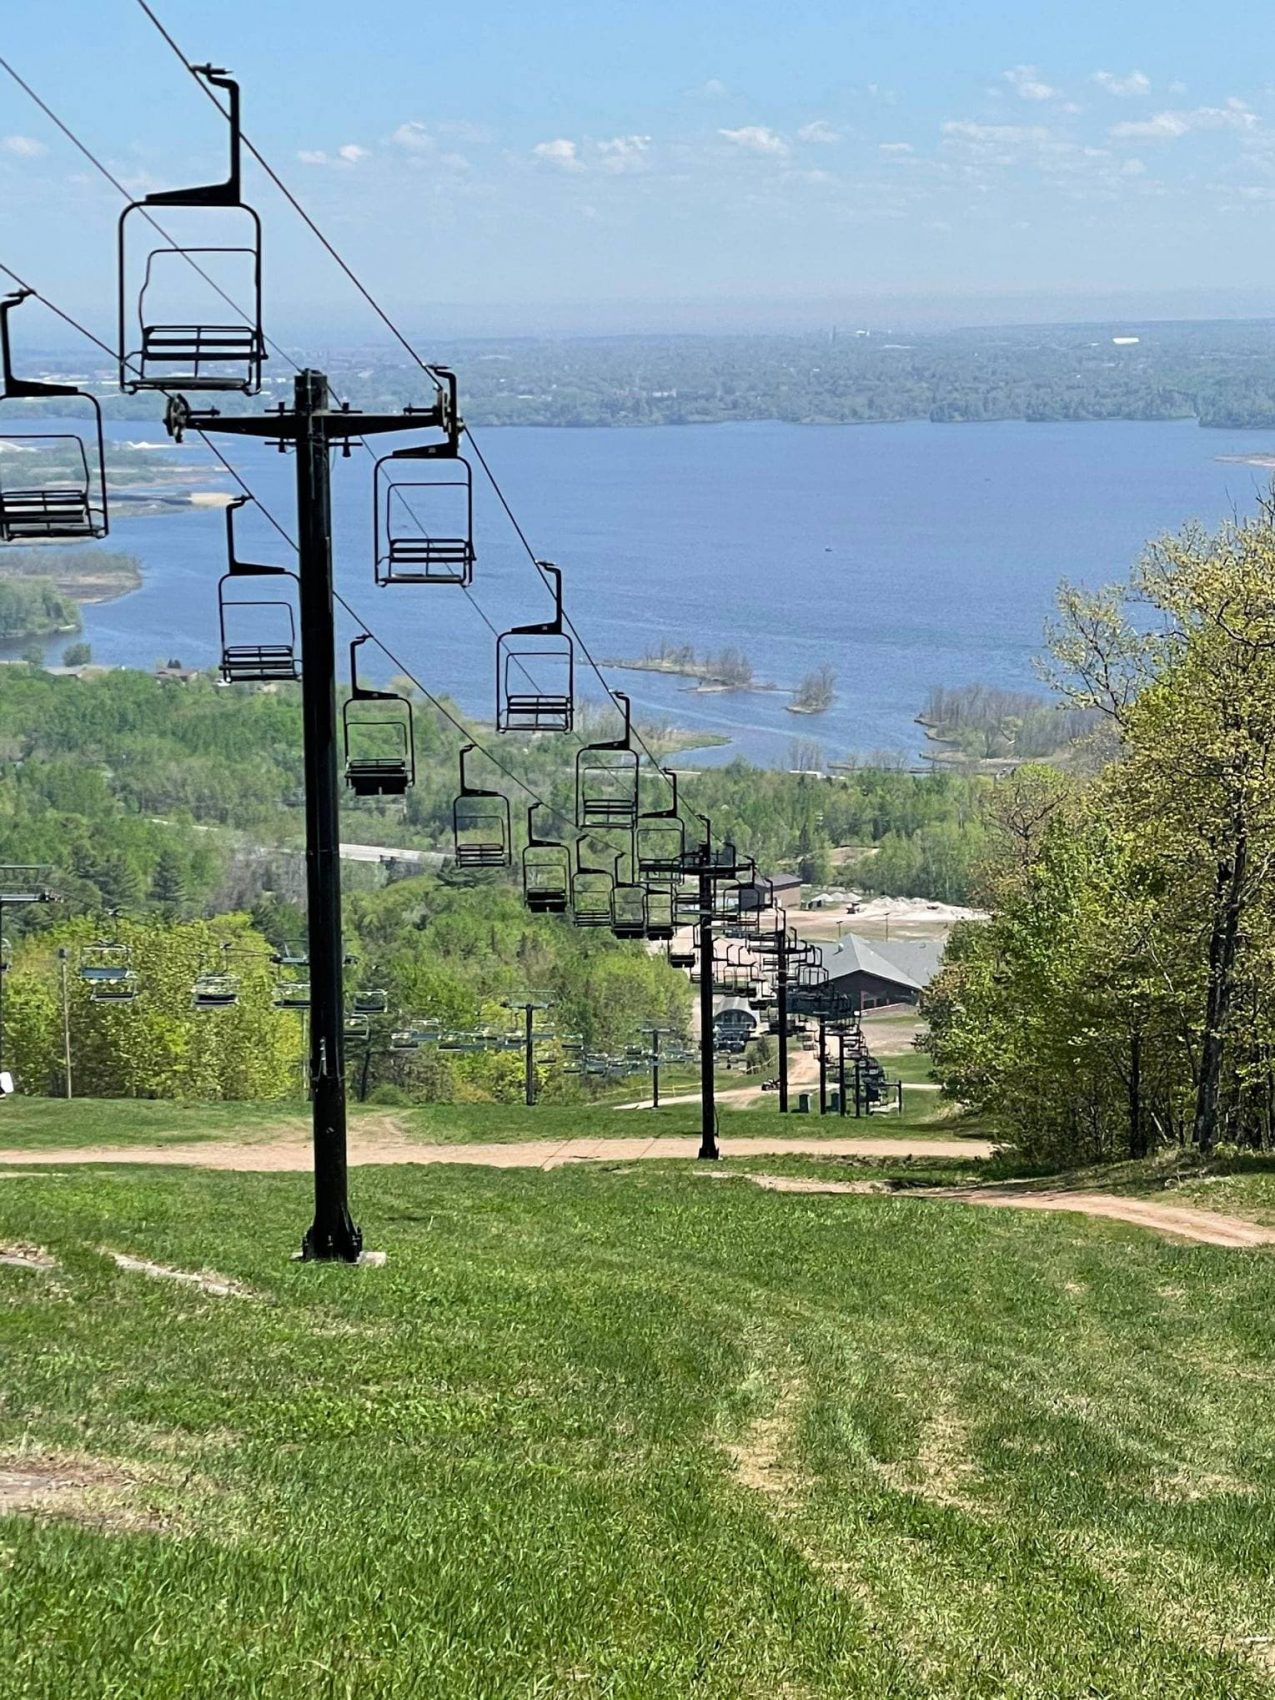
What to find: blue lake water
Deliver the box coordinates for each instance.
[27,417,1275,766]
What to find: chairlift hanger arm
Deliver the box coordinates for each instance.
[166,399,454,445]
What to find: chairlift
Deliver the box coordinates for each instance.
[389,1030,420,1052]
[611,856,649,940]
[374,451,474,586]
[192,970,239,1011]
[522,805,570,914]
[352,988,389,1016]
[270,940,309,970]
[0,290,108,543]
[571,841,614,929]
[452,744,511,869]
[343,1014,370,1042]
[496,563,574,733]
[80,940,138,1004]
[636,770,685,876]
[576,693,639,830]
[344,635,414,796]
[644,884,675,942]
[218,497,300,683]
[272,978,310,1011]
[667,943,696,970]
[117,66,265,394]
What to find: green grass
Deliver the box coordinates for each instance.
[0,1098,309,1148]
[0,1095,985,1151]
[2,1162,1275,1697]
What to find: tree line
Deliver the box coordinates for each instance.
[925,499,1275,1164]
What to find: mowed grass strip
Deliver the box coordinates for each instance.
[2,1163,1274,1697]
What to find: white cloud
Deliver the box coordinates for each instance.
[532,137,584,171]
[694,78,729,98]
[718,125,789,157]
[297,144,368,167]
[1111,100,1258,141]
[596,135,651,172]
[943,121,1052,145]
[1093,70,1151,98]
[1003,64,1058,102]
[391,121,434,152]
[2,135,46,158]
[878,142,914,155]
[797,120,841,144]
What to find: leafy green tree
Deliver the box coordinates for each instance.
[62,642,92,668]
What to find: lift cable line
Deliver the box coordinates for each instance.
[0,257,639,877]
[0,50,647,841]
[129,0,696,832]
[0,262,559,835]
[0,49,556,710]
[0,37,678,849]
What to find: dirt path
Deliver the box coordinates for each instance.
[0,1131,992,1172]
[743,1173,1275,1248]
[929,1185,1275,1248]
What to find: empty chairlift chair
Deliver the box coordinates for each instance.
[218,497,300,683]
[452,744,511,869]
[571,842,615,929]
[117,66,265,394]
[352,988,389,1017]
[610,856,649,940]
[522,806,570,914]
[79,941,138,1004]
[636,770,686,878]
[374,449,474,586]
[576,693,639,831]
[0,290,108,544]
[644,884,676,942]
[344,635,414,797]
[192,967,239,1010]
[496,564,574,733]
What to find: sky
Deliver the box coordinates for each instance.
[3,0,1275,339]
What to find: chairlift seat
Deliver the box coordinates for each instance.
[133,323,264,392]
[668,950,695,969]
[0,486,98,541]
[346,758,410,797]
[502,690,573,734]
[222,643,300,684]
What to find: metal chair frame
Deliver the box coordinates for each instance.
[118,66,265,394]
[571,841,615,929]
[218,497,300,683]
[452,744,511,868]
[344,634,415,797]
[576,692,639,830]
[496,564,574,733]
[374,451,474,586]
[522,805,570,913]
[0,290,108,543]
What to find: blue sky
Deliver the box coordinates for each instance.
[4,0,1275,336]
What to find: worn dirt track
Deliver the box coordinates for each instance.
[927,1184,1275,1248]
[745,1173,1275,1248]
[0,1129,992,1172]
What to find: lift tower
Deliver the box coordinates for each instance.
[168,371,458,1260]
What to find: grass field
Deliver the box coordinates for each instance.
[0,1089,973,1151]
[4,1144,1275,1697]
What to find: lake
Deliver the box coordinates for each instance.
[24,416,1275,766]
